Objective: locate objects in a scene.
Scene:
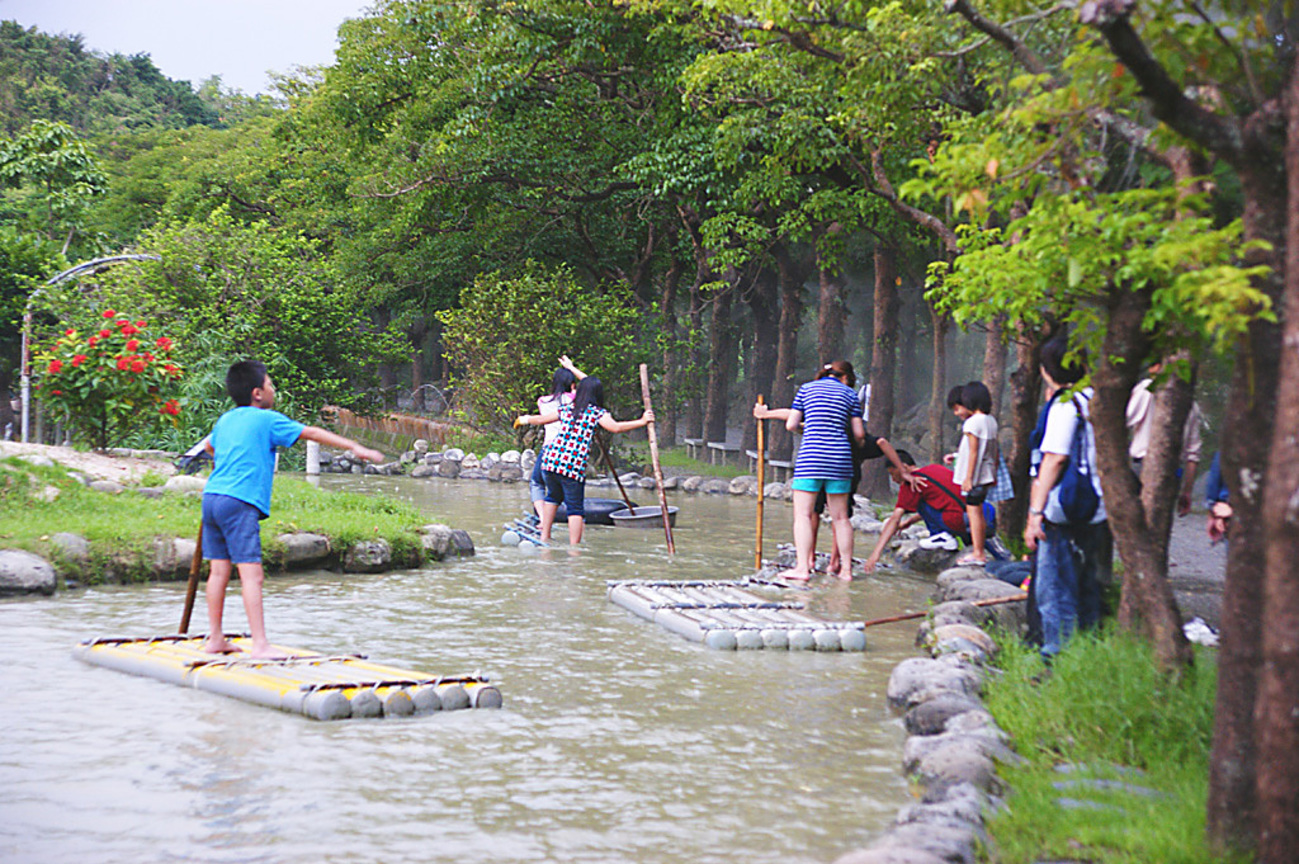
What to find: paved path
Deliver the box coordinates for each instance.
[1166,511,1227,630]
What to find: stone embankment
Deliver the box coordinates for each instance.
[832,565,1028,864]
[327,440,807,501]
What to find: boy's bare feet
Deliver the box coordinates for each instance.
[782,570,812,582]
[202,635,242,654]
[831,567,854,581]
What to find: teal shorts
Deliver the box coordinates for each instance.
[791,478,853,495]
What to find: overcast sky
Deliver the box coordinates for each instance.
[1,0,374,94]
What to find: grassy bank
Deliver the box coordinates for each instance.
[0,457,428,583]
[981,628,1244,864]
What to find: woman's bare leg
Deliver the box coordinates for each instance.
[827,493,854,580]
[789,490,818,579]
[539,501,559,543]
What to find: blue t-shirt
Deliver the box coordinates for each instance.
[203,406,306,517]
[790,377,863,481]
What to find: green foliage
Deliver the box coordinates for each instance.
[438,261,654,431]
[927,187,1271,367]
[982,627,1233,864]
[0,225,64,380]
[34,308,184,449]
[0,119,108,252]
[79,207,404,417]
[0,21,224,136]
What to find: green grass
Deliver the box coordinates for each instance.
[641,444,749,479]
[0,457,427,583]
[980,627,1242,864]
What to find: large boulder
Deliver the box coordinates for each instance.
[887,657,983,708]
[277,533,331,568]
[729,476,757,495]
[49,532,90,564]
[0,550,57,596]
[163,475,206,493]
[341,539,392,573]
[151,536,197,579]
[681,475,706,492]
[437,459,461,479]
[700,477,731,494]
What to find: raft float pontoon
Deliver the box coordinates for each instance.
[607,579,867,651]
[74,634,503,720]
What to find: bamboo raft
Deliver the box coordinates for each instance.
[606,580,867,651]
[73,635,503,720]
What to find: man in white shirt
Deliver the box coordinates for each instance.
[1024,336,1113,663]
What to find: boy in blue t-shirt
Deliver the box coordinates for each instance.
[201,360,383,658]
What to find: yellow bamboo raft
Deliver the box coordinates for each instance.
[73,634,503,720]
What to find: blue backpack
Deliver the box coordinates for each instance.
[1056,395,1099,524]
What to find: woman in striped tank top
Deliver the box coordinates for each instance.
[755,360,864,581]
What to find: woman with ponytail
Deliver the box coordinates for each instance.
[516,375,652,545]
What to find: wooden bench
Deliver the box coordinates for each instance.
[707,441,742,465]
[745,449,768,473]
[683,437,705,460]
[767,459,793,483]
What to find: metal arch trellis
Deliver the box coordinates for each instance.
[19,254,162,443]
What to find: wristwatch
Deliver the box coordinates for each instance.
[1029,507,1045,516]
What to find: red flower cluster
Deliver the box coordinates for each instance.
[160,399,181,416]
[71,354,88,367]
[48,359,63,374]
[102,308,117,319]
[155,337,173,351]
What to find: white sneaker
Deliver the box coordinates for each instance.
[919,531,959,551]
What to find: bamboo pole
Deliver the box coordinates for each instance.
[755,395,765,570]
[639,363,676,554]
[178,523,204,634]
[860,593,1028,628]
[596,434,637,512]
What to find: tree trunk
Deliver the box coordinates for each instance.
[816,226,847,364]
[927,305,949,463]
[983,316,1007,418]
[1253,73,1299,864]
[1206,166,1288,857]
[683,277,706,440]
[1002,326,1042,541]
[409,319,428,412]
[703,282,735,444]
[745,267,780,451]
[658,245,683,446]
[768,243,807,461]
[862,244,899,498]
[1089,286,1192,671]
[899,290,921,410]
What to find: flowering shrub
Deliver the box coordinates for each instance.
[36,308,185,450]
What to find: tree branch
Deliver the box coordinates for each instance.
[844,150,960,256]
[943,0,1057,79]
[1079,0,1243,160]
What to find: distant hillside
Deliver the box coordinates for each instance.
[0,19,227,136]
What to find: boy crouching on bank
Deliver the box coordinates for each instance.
[202,359,383,658]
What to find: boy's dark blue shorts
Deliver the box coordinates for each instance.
[542,470,585,517]
[202,493,264,564]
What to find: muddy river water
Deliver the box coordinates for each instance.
[1,475,937,864]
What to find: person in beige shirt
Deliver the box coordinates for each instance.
[1125,367,1203,516]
